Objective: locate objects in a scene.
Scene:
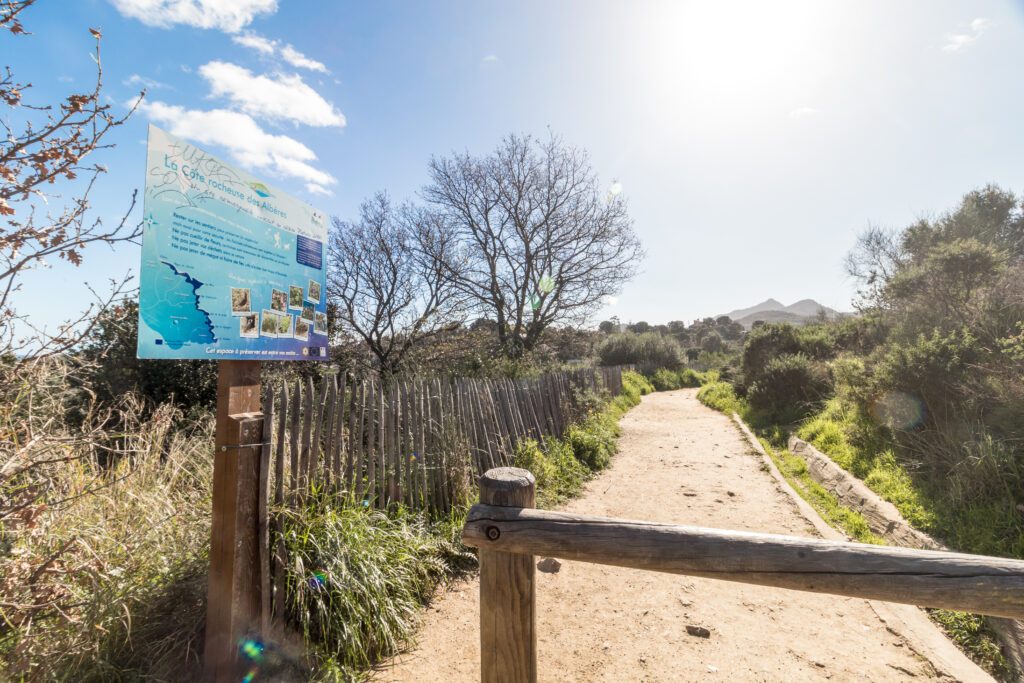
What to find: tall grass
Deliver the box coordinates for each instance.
[275,498,475,680]
[1,359,214,681]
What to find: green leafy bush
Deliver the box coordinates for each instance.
[648,367,704,391]
[564,412,620,471]
[610,369,653,415]
[597,332,682,370]
[513,437,588,508]
[746,353,832,423]
[696,380,744,415]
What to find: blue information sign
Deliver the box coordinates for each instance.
[137,125,330,361]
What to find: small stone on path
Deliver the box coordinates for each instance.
[537,557,561,573]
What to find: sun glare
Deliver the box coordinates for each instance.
[633,3,837,130]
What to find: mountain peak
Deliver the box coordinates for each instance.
[720,298,846,328]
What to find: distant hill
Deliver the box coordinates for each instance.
[720,298,848,329]
[724,298,785,321]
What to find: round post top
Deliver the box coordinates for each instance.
[479,467,536,507]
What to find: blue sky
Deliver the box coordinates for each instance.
[11,0,1024,335]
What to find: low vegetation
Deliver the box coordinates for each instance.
[0,357,651,680]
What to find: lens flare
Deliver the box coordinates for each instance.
[537,274,555,294]
[309,571,327,590]
[242,668,258,683]
[239,638,265,662]
[869,391,925,430]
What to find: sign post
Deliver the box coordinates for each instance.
[135,125,330,680]
[206,360,263,680]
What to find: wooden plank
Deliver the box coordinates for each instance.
[377,380,387,505]
[288,379,301,495]
[402,380,415,509]
[321,376,337,487]
[433,378,449,513]
[258,389,273,632]
[473,380,498,471]
[416,379,428,510]
[272,383,287,624]
[463,504,1024,620]
[332,371,348,488]
[205,360,262,681]
[357,380,368,502]
[366,380,377,506]
[388,382,399,505]
[307,376,327,491]
[274,383,287,508]
[299,377,315,492]
[346,375,359,490]
[478,468,537,683]
[423,379,437,514]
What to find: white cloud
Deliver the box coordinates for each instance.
[124,73,171,90]
[305,183,332,197]
[232,31,328,73]
[232,31,276,55]
[139,100,336,187]
[943,17,992,52]
[109,0,277,33]
[482,54,499,63]
[198,61,346,127]
[280,44,328,73]
[789,106,819,118]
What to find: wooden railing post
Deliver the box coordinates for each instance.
[478,467,537,683]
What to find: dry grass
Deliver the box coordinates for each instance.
[1,358,214,681]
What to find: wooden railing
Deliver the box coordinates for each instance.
[463,467,1024,683]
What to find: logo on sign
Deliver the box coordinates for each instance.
[248,182,272,198]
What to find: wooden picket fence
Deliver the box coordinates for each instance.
[254,365,630,622]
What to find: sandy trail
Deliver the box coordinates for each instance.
[373,390,990,682]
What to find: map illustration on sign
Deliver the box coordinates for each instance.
[137,125,329,361]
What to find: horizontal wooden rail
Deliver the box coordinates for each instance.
[463,503,1024,620]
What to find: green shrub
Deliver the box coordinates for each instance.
[746,353,832,423]
[742,323,803,383]
[597,332,682,370]
[696,380,744,415]
[513,437,588,508]
[610,370,653,415]
[649,368,681,391]
[564,412,619,471]
[647,367,704,391]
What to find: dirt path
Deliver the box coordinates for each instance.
[374,390,990,682]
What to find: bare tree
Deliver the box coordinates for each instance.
[1,1,142,360]
[327,192,464,379]
[844,224,907,311]
[424,132,642,357]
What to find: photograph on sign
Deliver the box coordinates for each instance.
[137,125,329,360]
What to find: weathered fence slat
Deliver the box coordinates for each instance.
[288,380,301,496]
[258,389,273,631]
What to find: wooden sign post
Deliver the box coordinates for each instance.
[205,360,264,681]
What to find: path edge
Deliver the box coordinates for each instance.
[729,412,994,683]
